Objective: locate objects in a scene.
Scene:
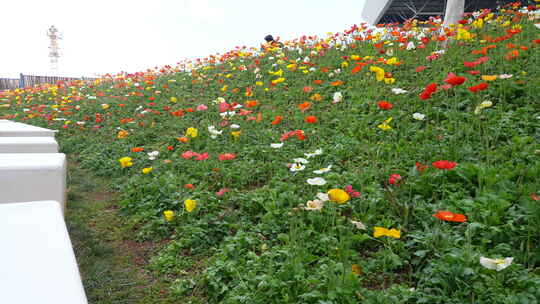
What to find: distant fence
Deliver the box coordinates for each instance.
[0,73,97,91]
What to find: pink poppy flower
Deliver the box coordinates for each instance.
[219,102,230,112]
[216,188,229,196]
[194,152,209,161]
[182,150,196,159]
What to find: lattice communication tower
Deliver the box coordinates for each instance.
[47,25,61,75]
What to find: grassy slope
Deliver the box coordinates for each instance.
[2,4,540,303]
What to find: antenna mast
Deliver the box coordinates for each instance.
[47,25,61,75]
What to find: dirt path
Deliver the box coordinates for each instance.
[65,160,176,304]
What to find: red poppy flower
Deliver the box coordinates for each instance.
[415,162,428,172]
[464,56,488,68]
[303,86,313,93]
[218,153,236,161]
[467,70,481,75]
[377,101,393,110]
[433,211,467,222]
[280,130,305,142]
[305,116,317,123]
[444,73,466,86]
[468,82,488,93]
[420,83,438,100]
[388,174,402,185]
[416,66,426,72]
[432,160,457,170]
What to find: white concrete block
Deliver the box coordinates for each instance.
[0,121,57,137]
[0,201,88,304]
[0,153,66,212]
[0,137,59,153]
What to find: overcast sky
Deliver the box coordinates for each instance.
[0,0,366,78]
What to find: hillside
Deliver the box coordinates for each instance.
[1,3,540,303]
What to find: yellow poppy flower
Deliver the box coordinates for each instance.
[481,75,498,81]
[373,227,401,239]
[163,210,174,222]
[369,66,385,82]
[142,167,153,174]
[327,189,350,204]
[186,127,198,138]
[118,157,133,168]
[184,199,197,213]
[231,131,241,140]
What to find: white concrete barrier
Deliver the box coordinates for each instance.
[0,153,66,212]
[0,201,88,304]
[0,137,59,153]
[0,121,57,137]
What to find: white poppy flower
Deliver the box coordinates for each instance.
[270,143,284,149]
[212,97,226,104]
[333,92,343,103]
[499,74,513,79]
[293,158,309,164]
[305,199,324,211]
[406,42,416,50]
[313,165,332,174]
[413,113,426,121]
[307,177,327,185]
[230,124,240,129]
[305,149,323,158]
[290,163,306,172]
[392,88,408,94]
[148,151,159,160]
[208,126,223,138]
[219,111,236,118]
[350,220,366,230]
[316,192,329,202]
[480,257,513,271]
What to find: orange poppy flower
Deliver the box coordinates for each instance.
[131,147,144,152]
[330,80,344,86]
[177,137,189,143]
[506,50,519,60]
[298,102,312,112]
[313,80,323,85]
[245,100,258,108]
[433,211,467,223]
[271,115,283,125]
